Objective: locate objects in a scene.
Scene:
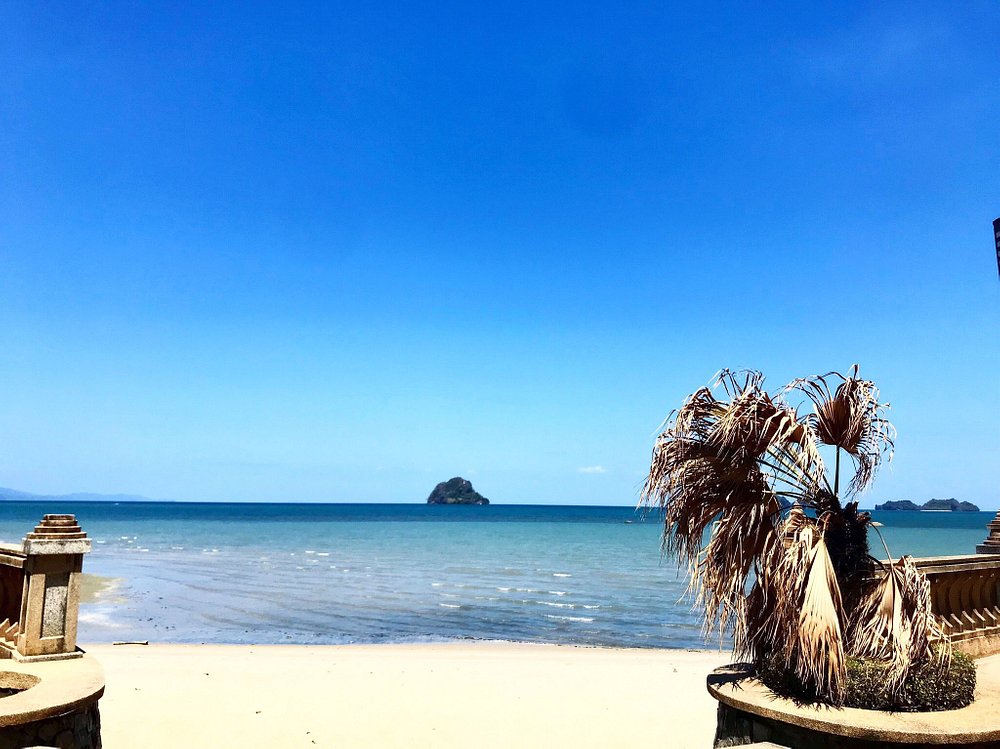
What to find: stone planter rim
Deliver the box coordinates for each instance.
[708,658,1000,745]
[0,651,104,727]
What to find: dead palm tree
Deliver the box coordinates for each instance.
[641,366,946,705]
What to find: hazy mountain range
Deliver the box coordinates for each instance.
[0,487,166,503]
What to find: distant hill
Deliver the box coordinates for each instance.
[0,487,165,503]
[876,500,920,511]
[875,498,980,512]
[426,477,489,505]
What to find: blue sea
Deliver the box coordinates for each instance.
[0,502,991,649]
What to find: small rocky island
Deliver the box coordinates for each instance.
[426,477,489,505]
[876,498,980,512]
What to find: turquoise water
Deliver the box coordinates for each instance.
[0,503,990,648]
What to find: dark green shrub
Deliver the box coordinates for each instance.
[759,650,976,712]
[844,651,976,711]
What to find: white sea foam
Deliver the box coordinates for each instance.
[317,552,329,557]
[439,603,461,609]
[552,573,572,578]
[549,591,567,596]
[431,582,444,587]
[538,601,574,608]
[305,550,315,555]
[496,587,511,592]
[545,615,593,623]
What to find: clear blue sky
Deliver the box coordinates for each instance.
[1,2,998,506]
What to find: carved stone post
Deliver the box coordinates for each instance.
[977,511,1000,554]
[15,515,91,660]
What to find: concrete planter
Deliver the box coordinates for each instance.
[0,653,104,749]
[708,660,1000,749]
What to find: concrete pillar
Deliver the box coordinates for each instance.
[15,515,91,660]
[977,511,1000,554]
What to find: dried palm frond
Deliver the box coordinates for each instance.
[779,525,848,703]
[789,365,895,496]
[739,506,810,663]
[697,494,779,643]
[641,371,825,642]
[847,555,949,694]
[711,371,825,491]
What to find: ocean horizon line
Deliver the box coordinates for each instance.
[2,496,995,512]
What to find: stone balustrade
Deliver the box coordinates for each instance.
[909,554,1000,658]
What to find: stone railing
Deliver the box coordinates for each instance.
[910,554,1000,658]
[0,515,91,661]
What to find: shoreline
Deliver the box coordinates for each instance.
[79,574,124,604]
[88,641,729,748]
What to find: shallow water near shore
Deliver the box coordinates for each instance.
[0,502,990,648]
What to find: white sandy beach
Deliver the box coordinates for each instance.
[88,642,729,748]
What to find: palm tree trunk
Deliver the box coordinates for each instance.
[834,447,841,498]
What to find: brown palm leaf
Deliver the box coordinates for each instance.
[641,370,825,643]
[739,506,810,663]
[847,555,949,694]
[789,365,895,495]
[779,525,848,703]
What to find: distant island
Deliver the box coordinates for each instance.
[875,498,980,512]
[426,477,489,505]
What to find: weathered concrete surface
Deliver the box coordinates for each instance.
[976,511,1000,554]
[0,653,103,727]
[7,516,91,660]
[0,700,100,749]
[0,652,103,748]
[709,654,1000,747]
